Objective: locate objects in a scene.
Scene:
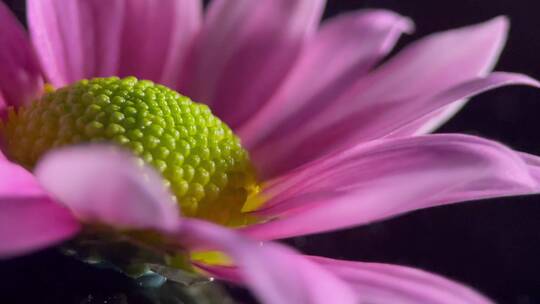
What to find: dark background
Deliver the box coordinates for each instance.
[2,0,540,303]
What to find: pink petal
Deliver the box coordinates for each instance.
[251,17,513,177]
[0,150,46,198]
[28,0,201,88]
[384,73,538,138]
[0,158,79,258]
[34,145,180,232]
[239,9,413,147]
[243,134,540,240]
[253,72,538,177]
[312,256,493,304]
[517,152,540,181]
[0,1,43,107]
[180,0,325,128]
[118,0,202,89]
[0,93,6,113]
[317,15,509,127]
[348,16,508,102]
[386,16,507,136]
[177,219,357,304]
[193,263,244,284]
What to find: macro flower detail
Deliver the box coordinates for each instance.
[1,77,260,225]
[1,0,540,304]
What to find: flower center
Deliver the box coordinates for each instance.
[1,77,260,226]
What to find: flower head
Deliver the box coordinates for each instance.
[1,1,540,303]
[1,77,261,225]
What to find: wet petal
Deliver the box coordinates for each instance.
[312,256,493,304]
[240,9,413,147]
[28,0,201,88]
[181,0,325,128]
[0,1,43,107]
[177,219,357,304]
[35,145,180,232]
[0,158,79,258]
[243,134,540,240]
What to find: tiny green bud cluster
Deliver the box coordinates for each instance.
[1,77,259,226]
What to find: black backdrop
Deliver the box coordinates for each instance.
[2,0,540,303]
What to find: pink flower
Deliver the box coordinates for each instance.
[1,1,539,303]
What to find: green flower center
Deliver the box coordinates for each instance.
[1,77,260,226]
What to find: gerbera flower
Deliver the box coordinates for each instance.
[1,0,539,303]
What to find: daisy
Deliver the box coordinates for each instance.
[1,1,539,303]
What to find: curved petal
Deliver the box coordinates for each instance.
[383,73,539,138]
[0,2,43,107]
[518,152,540,181]
[35,145,180,232]
[347,16,508,101]
[240,9,413,147]
[195,250,492,303]
[176,219,357,304]
[0,158,79,258]
[242,134,540,240]
[312,256,493,304]
[253,72,539,177]
[28,0,201,88]
[180,0,325,128]
[251,17,512,177]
